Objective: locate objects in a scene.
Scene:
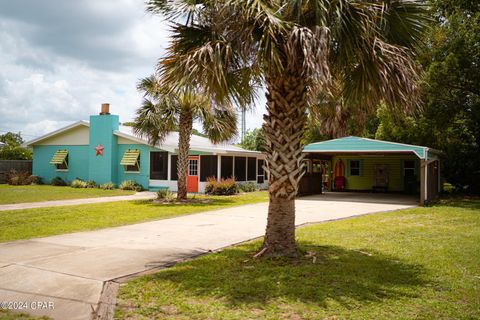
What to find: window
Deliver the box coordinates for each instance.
[312,161,322,173]
[50,150,68,171]
[120,149,140,172]
[247,157,256,181]
[404,160,416,177]
[150,152,168,180]
[221,156,233,179]
[200,155,217,181]
[234,156,246,181]
[349,160,361,176]
[188,158,198,176]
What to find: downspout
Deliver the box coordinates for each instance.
[424,148,429,203]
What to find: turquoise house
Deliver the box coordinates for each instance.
[301,136,441,204]
[25,104,265,192]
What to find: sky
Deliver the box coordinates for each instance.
[0,0,265,142]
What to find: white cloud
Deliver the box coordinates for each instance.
[0,0,265,142]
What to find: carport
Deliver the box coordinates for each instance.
[300,136,441,205]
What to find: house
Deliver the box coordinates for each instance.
[24,104,266,192]
[300,136,441,204]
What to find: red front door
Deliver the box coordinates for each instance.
[186,156,199,193]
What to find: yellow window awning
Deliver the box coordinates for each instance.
[120,149,140,166]
[50,150,68,164]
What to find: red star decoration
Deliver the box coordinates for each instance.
[95,144,104,156]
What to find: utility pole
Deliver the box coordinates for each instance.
[241,107,246,141]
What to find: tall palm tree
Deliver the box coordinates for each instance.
[134,75,237,200]
[147,0,428,256]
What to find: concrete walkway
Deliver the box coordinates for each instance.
[0,193,417,320]
[0,192,156,211]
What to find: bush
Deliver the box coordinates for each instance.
[85,180,97,188]
[7,171,43,185]
[238,182,257,193]
[29,175,43,185]
[51,176,67,186]
[6,170,31,185]
[119,180,143,191]
[156,188,175,201]
[99,182,115,190]
[71,179,87,188]
[205,177,238,195]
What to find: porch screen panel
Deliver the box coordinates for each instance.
[234,156,246,181]
[200,155,217,181]
[247,157,256,181]
[257,159,265,184]
[221,156,233,179]
[170,155,178,180]
[150,152,168,180]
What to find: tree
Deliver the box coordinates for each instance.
[0,132,24,146]
[133,75,237,200]
[147,0,428,257]
[0,132,32,160]
[375,0,480,193]
[239,128,265,151]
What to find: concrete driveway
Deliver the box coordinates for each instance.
[0,193,416,320]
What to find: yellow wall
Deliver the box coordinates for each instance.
[332,155,419,192]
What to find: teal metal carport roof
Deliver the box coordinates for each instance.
[303,136,438,160]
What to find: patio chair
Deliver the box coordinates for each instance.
[335,176,345,191]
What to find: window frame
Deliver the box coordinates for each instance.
[125,154,140,173]
[403,160,416,177]
[349,160,361,176]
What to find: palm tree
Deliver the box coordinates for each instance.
[309,77,373,139]
[147,0,428,257]
[134,75,237,200]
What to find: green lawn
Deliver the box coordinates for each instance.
[0,310,47,320]
[0,185,135,205]
[0,191,268,242]
[116,198,480,320]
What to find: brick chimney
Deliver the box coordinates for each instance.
[100,103,110,115]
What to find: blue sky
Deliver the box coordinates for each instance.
[0,0,265,141]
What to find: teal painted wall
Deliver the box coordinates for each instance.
[32,145,89,184]
[88,114,119,185]
[116,144,155,188]
[332,155,419,192]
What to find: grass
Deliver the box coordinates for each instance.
[0,185,135,205]
[0,191,268,242]
[0,310,48,320]
[116,198,480,320]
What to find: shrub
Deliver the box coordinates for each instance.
[51,176,67,186]
[156,188,175,201]
[205,177,238,195]
[119,180,143,191]
[239,182,257,193]
[29,175,43,185]
[85,180,97,188]
[71,179,87,188]
[156,188,169,199]
[6,170,31,185]
[99,182,115,190]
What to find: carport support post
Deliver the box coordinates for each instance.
[420,159,428,205]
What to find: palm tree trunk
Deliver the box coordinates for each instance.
[177,107,193,200]
[260,72,308,257]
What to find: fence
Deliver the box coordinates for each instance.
[0,160,33,184]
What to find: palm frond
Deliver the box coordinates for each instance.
[146,0,208,24]
[199,106,238,143]
[133,95,179,146]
